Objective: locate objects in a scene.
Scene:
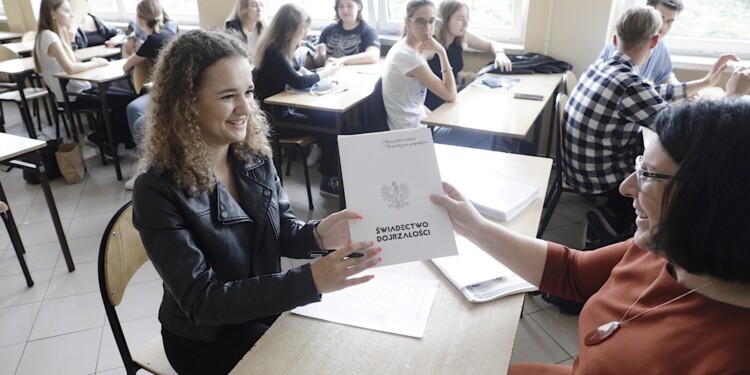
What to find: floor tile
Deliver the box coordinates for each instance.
[0,269,54,309]
[45,261,100,300]
[510,313,571,364]
[16,327,101,375]
[64,235,103,266]
[97,315,161,373]
[95,367,125,375]
[113,279,162,323]
[0,343,25,375]
[522,293,555,314]
[529,308,581,357]
[0,241,61,277]
[0,303,41,347]
[16,218,72,247]
[20,199,78,224]
[75,192,127,217]
[67,212,115,240]
[29,291,104,340]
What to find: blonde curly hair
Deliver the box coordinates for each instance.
[138,29,271,196]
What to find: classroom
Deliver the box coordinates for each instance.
[0,0,748,374]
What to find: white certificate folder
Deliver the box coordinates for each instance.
[338,128,458,267]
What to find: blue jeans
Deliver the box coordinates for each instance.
[126,93,150,156]
[432,126,493,150]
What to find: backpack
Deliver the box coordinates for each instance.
[478,53,573,76]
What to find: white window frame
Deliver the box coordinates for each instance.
[376,0,527,42]
[92,0,199,25]
[618,0,750,59]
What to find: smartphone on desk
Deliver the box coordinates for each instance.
[514,93,544,101]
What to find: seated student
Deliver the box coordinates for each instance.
[225,0,265,60]
[382,0,491,150]
[132,29,381,375]
[34,0,135,159]
[598,0,727,100]
[122,0,177,190]
[73,13,125,49]
[432,97,750,375]
[253,4,343,197]
[122,4,178,57]
[424,0,511,110]
[562,6,739,242]
[313,0,380,67]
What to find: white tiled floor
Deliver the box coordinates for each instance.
[0,102,594,374]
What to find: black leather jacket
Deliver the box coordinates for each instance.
[132,155,322,341]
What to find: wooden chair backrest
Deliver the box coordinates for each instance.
[0,46,22,83]
[21,31,36,42]
[103,204,149,306]
[565,70,578,95]
[132,59,153,95]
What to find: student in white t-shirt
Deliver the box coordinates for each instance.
[34,0,135,158]
[381,0,491,150]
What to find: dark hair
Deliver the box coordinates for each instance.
[653,98,750,282]
[334,0,363,23]
[646,0,685,12]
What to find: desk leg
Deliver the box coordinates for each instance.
[28,150,75,272]
[335,113,346,210]
[58,79,81,143]
[0,182,34,286]
[97,82,123,180]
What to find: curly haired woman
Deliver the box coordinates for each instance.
[132,29,381,375]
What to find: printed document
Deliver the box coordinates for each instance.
[338,128,458,267]
[291,270,439,338]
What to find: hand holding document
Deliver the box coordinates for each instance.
[338,128,458,267]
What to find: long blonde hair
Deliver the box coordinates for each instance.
[33,0,75,73]
[434,0,467,49]
[227,0,266,34]
[137,0,165,34]
[138,29,271,196]
[253,3,310,69]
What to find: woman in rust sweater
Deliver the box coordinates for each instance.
[431,97,750,374]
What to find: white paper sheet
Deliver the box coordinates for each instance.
[338,128,458,267]
[291,270,439,338]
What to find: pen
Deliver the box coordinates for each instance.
[310,250,364,258]
[330,88,349,95]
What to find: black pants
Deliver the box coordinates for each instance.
[601,187,636,234]
[275,107,339,178]
[161,315,278,375]
[64,84,136,144]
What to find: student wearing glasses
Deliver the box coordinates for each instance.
[382,0,491,149]
[225,0,266,60]
[424,0,512,110]
[432,98,750,374]
[313,0,380,67]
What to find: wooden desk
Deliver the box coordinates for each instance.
[423,74,563,149]
[3,41,34,56]
[0,133,76,282]
[230,144,552,375]
[74,45,121,61]
[0,31,23,43]
[55,59,130,180]
[0,57,45,138]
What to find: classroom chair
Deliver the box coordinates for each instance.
[273,136,317,210]
[0,200,34,287]
[537,92,586,238]
[98,202,177,375]
[362,78,389,133]
[0,45,54,136]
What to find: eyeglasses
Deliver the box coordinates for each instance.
[408,17,439,28]
[634,155,676,190]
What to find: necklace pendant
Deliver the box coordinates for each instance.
[584,321,620,346]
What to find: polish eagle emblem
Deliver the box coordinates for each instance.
[381,181,410,209]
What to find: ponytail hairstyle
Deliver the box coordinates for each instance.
[34,0,76,73]
[137,0,165,34]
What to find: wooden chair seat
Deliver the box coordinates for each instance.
[0,87,49,102]
[278,135,317,148]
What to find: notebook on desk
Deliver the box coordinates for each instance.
[432,236,537,303]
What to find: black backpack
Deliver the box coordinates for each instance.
[478,53,573,76]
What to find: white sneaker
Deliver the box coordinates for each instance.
[306,144,321,167]
[124,175,137,191]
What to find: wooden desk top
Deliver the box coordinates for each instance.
[423,73,563,139]
[3,41,34,55]
[263,61,383,113]
[0,133,46,161]
[0,57,34,75]
[54,59,128,83]
[0,32,23,43]
[74,45,121,61]
[642,127,657,148]
[230,145,552,375]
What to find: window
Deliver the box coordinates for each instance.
[266,0,372,30]
[628,0,750,58]
[665,0,750,58]
[87,0,199,24]
[378,0,526,42]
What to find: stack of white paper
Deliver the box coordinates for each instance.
[432,236,537,303]
[443,166,539,222]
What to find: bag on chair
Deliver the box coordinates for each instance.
[55,142,85,184]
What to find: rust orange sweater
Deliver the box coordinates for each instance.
[510,239,750,375]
